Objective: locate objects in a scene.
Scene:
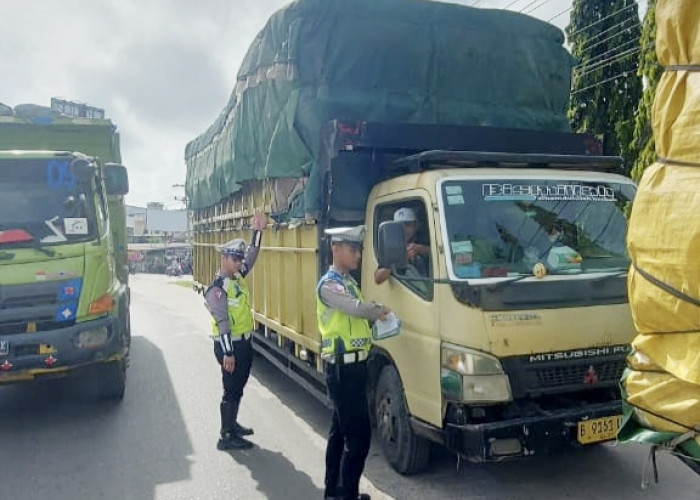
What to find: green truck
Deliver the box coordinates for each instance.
[0,101,131,400]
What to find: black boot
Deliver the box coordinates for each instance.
[233,422,254,436]
[217,402,253,450]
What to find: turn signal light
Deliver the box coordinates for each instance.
[88,294,114,315]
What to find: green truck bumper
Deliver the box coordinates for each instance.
[0,316,123,383]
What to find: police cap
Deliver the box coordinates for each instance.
[216,238,246,259]
[325,225,366,248]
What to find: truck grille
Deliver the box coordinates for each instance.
[535,360,625,388]
[501,346,630,398]
[0,280,79,335]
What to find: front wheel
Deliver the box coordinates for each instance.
[97,360,126,401]
[375,365,430,475]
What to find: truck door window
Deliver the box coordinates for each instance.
[374,200,433,300]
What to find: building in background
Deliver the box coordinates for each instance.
[126,202,188,244]
[126,205,147,242]
[126,202,191,274]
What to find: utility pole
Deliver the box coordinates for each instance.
[172,183,191,244]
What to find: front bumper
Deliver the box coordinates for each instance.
[446,400,622,462]
[0,316,122,383]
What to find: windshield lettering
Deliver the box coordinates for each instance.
[482,183,617,202]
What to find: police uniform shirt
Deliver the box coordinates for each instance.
[204,232,261,355]
[318,267,385,321]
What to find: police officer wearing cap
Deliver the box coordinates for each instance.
[204,211,266,451]
[317,225,390,500]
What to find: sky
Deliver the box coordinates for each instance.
[0,0,648,208]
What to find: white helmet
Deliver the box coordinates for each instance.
[216,238,246,259]
[394,207,417,223]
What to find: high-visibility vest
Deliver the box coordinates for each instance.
[211,276,254,338]
[316,269,371,355]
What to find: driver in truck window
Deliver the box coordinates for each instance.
[374,206,430,291]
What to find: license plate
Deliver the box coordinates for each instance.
[0,340,8,356]
[577,415,622,445]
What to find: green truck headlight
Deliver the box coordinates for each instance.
[75,327,109,349]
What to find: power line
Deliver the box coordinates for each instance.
[574,37,640,70]
[502,0,524,10]
[572,69,641,95]
[575,48,643,80]
[569,3,638,38]
[518,0,543,13]
[578,17,638,53]
[548,6,572,22]
[576,41,655,80]
[525,0,556,15]
[576,47,642,77]
[579,16,637,50]
[576,40,655,74]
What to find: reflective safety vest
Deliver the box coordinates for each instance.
[211,276,255,338]
[316,269,371,355]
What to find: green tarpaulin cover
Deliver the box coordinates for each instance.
[185,0,574,214]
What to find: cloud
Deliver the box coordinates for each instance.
[0,0,582,207]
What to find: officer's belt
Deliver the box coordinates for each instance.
[322,350,368,365]
[231,332,252,342]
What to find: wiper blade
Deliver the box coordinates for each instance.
[33,243,56,257]
[488,274,533,290]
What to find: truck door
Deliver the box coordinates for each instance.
[364,192,443,427]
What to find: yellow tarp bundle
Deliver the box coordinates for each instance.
[622,0,700,460]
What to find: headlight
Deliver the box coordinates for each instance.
[441,344,512,403]
[75,327,109,349]
[441,344,503,375]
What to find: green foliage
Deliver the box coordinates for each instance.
[567,0,643,175]
[630,0,661,182]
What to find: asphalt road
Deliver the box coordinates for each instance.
[0,273,697,500]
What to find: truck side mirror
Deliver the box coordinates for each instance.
[104,163,129,196]
[377,221,407,269]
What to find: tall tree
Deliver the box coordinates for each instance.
[630,0,661,181]
[567,0,643,174]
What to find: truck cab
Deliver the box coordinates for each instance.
[0,151,130,399]
[362,151,636,473]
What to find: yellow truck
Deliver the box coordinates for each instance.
[186,0,637,473]
[189,121,636,473]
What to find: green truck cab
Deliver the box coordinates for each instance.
[0,106,130,400]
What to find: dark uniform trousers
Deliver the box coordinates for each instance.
[324,359,372,499]
[214,338,253,407]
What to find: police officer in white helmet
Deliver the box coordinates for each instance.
[204,211,266,450]
[317,225,390,500]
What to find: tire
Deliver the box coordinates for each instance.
[375,365,430,475]
[97,360,126,401]
[122,310,132,359]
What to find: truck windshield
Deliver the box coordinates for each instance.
[0,157,98,248]
[440,177,636,280]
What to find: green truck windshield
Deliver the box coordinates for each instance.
[440,178,636,279]
[0,157,98,248]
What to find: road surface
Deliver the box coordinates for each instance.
[0,274,697,500]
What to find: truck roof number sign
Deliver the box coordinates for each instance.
[46,160,76,188]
